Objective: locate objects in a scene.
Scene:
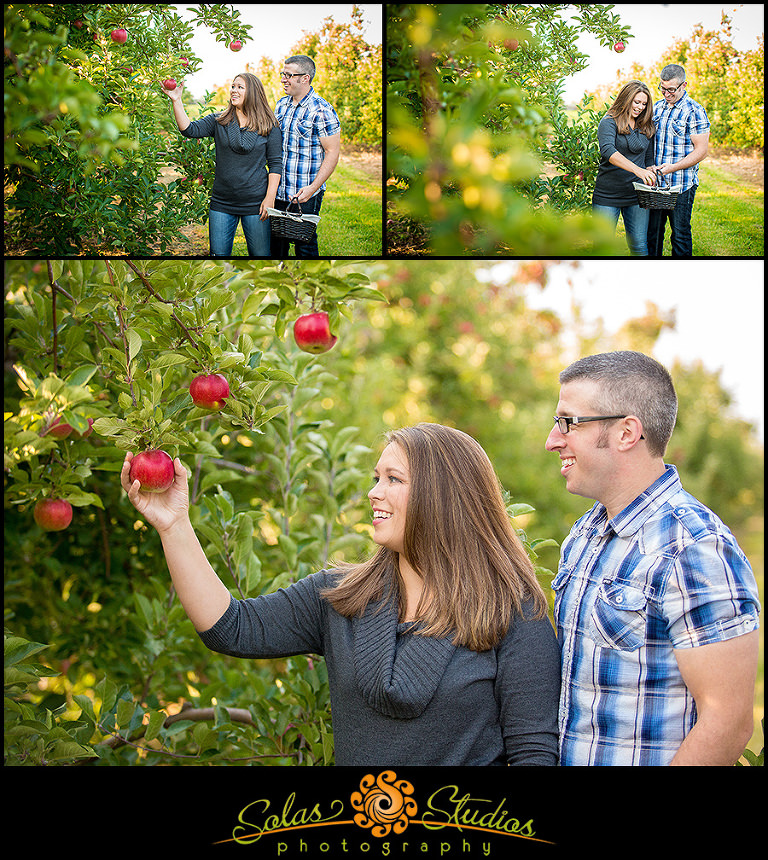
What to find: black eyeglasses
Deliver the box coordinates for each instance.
[553,415,645,439]
[280,72,307,80]
[553,415,628,434]
[659,82,685,95]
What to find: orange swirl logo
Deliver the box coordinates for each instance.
[350,771,418,837]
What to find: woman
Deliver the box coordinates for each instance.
[121,423,561,766]
[164,73,282,257]
[592,81,657,256]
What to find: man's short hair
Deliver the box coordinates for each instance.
[660,64,686,84]
[559,351,678,457]
[284,55,316,82]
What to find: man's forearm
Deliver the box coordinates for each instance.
[669,708,753,765]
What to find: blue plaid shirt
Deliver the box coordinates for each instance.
[275,88,341,202]
[553,465,760,766]
[653,93,710,192]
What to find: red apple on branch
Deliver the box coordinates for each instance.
[110,28,128,44]
[503,38,519,50]
[613,41,625,52]
[229,40,243,52]
[293,312,338,354]
[189,373,230,410]
[47,416,74,439]
[129,450,175,493]
[162,78,177,90]
[34,498,73,531]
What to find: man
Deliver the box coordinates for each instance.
[272,55,341,258]
[545,351,760,766]
[648,64,710,257]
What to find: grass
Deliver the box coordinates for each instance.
[232,158,382,257]
[615,158,763,256]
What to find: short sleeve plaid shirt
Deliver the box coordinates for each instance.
[275,87,341,202]
[653,93,710,192]
[553,465,760,766]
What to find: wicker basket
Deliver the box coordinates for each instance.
[267,196,320,243]
[633,169,681,210]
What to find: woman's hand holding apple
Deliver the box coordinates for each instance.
[636,167,657,186]
[121,452,190,535]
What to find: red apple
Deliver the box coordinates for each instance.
[503,38,519,50]
[229,40,243,51]
[34,498,73,531]
[189,373,230,410]
[293,312,338,354]
[110,28,128,44]
[162,78,177,90]
[613,41,625,53]
[129,450,175,493]
[47,416,74,439]
[180,57,190,67]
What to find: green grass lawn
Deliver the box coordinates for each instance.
[614,159,763,257]
[232,158,382,257]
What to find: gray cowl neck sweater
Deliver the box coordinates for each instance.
[198,570,560,766]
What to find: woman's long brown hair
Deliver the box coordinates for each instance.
[608,80,656,137]
[321,424,548,652]
[216,73,277,136]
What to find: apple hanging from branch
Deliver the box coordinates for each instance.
[293,312,338,354]
[189,373,230,410]
[34,498,73,531]
[110,28,128,44]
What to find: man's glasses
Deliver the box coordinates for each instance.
[280,72,307,80]
[659,82,685,95]
[553,415,628,434]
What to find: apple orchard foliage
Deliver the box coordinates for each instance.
[4,259,388,766]
[387,3,635,255]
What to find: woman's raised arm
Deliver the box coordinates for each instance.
[121,453,231,631]
[161,80,191,132]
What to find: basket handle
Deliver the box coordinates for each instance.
[654,168,671,190]
[287,195,304,216]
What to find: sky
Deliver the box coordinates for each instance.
[176,4,383,100]
[561,3,765,103]
[506,260,764,442]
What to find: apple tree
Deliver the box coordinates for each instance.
[4,3,250,255]
[4,259,386,765]
[387,3,632,254]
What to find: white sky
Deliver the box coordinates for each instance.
[176,3,383,100]
[513,260,764,442]
[562,3,765,103]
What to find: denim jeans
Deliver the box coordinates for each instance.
[647,185,697,257]
[592,202,649,256]
[208,209,271,257]
[270,191,324,259]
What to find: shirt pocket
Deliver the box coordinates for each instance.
[289,119,315,147]
[588,579,651,651]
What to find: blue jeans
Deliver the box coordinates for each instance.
[592,203,649,256]
[270,191,324,258]
[647,185,697,257]
[208,209,271,257]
